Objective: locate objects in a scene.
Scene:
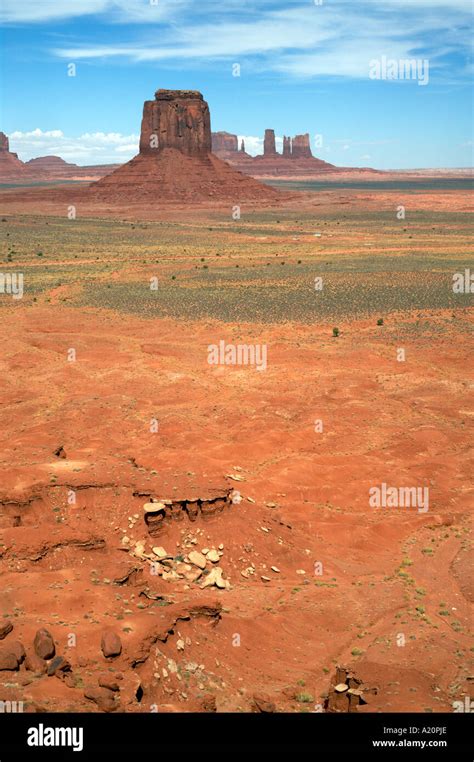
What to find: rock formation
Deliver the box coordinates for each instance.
[0,132,9,153]
[211,131,238,154]
[240,139,246,153]
[291,133,312,159]
[140,89,211,156]
[282,136,292,157]
[26,156,79,174]
[90,89,277,203]
[263,129,277,156]
[0,131,28,178]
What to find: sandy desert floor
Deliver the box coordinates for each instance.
[0,182,472,714]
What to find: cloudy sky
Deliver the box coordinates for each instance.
[1,0,472,168]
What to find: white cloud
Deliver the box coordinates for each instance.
[237,135,263,156]
[8,129,139,165]
[0,0,185,23]
[48,2,471,84]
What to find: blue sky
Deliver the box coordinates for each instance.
[1,0,472,168]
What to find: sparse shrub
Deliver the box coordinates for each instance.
[295,692,314,703]
[332,327,340,337]
[377,318,384,326]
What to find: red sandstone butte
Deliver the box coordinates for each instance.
[291,132,312,159]
[140,89,211,156]
[282,136,292,157]
[263,128,277,156]
[211,131,239,154]
[0,131,28,178]
[90,89,277,202]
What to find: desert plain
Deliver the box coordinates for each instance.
[0,176,472,714]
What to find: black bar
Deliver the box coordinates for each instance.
[0,712,471,757]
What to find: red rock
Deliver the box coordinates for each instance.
[9,641,26,664]
[84,686,118,712]
[0,650,19,670]
[211,131,238,154]
[90,90,277,203]
[263,129,277,156]
[140,89,211,157]
[291,132,312,159]
[101,628,122,658]
[47,655,71,676]
[0,132,27,178]
[98,675,120,691]
[0,620,13,640]
[33,628,55,660]
[25,653,47,674]
[282,136,291,157]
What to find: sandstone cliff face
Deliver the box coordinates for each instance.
[0,132,10,153]
[0,131,27,177]
[211,132,238,154]
[140,90,211,156]
[263,129,277,156]
[282,136,291,157]
[291,133,312,159]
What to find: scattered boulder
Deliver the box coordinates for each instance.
[188,550,207,569]
[152,546,171,560]
[9,641,26,664]
[206,549,220,563]
[33,628,55,660]
[183,568,202,583]
[84,686,117,713]
[25,653,47,674]
[101,629,122,658]
[47,655,71,677]
[0,620,13,640]
[326,666,373,712]
[200,566,229,590]
[98,675,120,692]
[0,650,19,670]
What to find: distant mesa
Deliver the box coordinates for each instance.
[211,131,239,154]
[26,156,79,173]
[90,89,277,202]
[0,133,119,181]
[210,126,340,177]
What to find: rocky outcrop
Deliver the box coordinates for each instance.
[140,89,211,156]
[0,620,13,640]
[282,136,291,157]
[90,89,277,202]
[291,133,312,159]
[211,131,238,154]
[0,132,9,152]
[263,129,277,156]
[240,138,246,153]
[0,131,27,178]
